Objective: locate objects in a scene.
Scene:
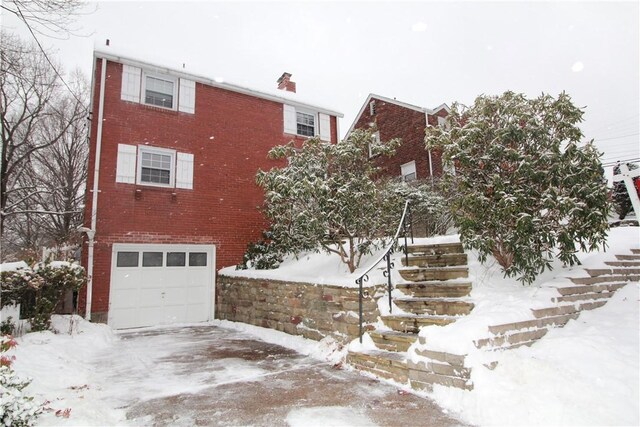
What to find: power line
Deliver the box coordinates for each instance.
[594,132,639,142]
[602,157,640,167]
[15,4,85,106]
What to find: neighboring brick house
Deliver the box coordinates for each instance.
[81,50,342,328]
[347,94,449,182]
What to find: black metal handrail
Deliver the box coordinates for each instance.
[355,200,413,343]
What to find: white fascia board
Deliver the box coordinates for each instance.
[94,50,343,118]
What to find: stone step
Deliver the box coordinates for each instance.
[552,292,613,303]
[382,314,457,333]
[569,275,640,285]
[347,349,409,383]
[399,266,468,282]
[531,301,607,319]
[554,282,627,296]
[406,242,464,255]
[615,254,640,261]
[401,253,468,268]
[586,268,640,277]
[396,281,472,298]
[605,261,640,267]
[407,359,473,391]
[348,349,472,391]
[369,330,418,352]
[394,298,475,316]
[488,312,580,335]
[475,328,549,349]
[414,346,467,368]
[631,249,640,254]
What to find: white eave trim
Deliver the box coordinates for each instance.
[94,50,343,118]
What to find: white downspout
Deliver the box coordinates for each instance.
[425,111,434,185]
[86,57,107,321]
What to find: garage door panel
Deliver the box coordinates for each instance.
[109,244,215,329]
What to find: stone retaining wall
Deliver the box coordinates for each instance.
[216,275,385,343]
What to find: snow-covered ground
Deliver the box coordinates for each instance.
[5,227,639,426]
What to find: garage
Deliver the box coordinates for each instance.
[109,243,216,329]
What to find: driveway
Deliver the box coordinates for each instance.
[93,325,465,426]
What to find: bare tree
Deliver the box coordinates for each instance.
[1,32,88,260]
[0,0,85,39]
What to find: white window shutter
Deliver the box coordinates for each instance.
[116,144,137,183]
[319,113,331,141]
[283,104,297,135]
[175,152,194,189]
[178,79,196,114]
[121,65,141,103]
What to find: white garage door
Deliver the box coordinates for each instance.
[109,243,215,329]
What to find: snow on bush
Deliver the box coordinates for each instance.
[426,91,610,284]
[0,335,42,426]
[0,261,85,331]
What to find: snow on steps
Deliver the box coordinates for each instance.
[477,255,639,351]
[348,245,639,391]
[348,241,474,391]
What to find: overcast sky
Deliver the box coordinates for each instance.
[3,1,639,171]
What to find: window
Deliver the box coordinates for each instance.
[137,146,176,187]
[167,252,186,267]
[368,131,380,158]
[189,252,207,267]
[401,161,417,182]
[296,111,315,137]
[438,116,450,130]
[117,252,139,267]
[142,72,177,109]
[142,252,163,267]
[369,100,376,116]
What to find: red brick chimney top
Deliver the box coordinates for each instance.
[277,72,296,93]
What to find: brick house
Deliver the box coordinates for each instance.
[347,94,449,181]
[81,50,342,329]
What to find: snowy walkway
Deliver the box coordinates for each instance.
[29,323,464,426]
[109,325,466,426]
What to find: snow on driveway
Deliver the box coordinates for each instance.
[12,320,463,426]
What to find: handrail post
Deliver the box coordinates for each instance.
[408,203,414,244]
[385,253,392,313]
[357,276,363,343]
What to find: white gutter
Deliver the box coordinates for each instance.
[85,57,107,321]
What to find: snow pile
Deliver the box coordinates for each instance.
[220,245,392,287]
[431,283,639,426]
[9,315,125,426]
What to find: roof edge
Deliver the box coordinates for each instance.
[94,50,343,118]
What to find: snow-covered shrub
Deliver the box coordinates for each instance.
[382,178,454,237]
[0,262,85,331]
[0,335,42,426]
[255,130,401,273]
[237,229,283,270]
[426,91,610,284]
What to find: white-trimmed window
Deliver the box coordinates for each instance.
[116,144,194,189]
[401,160,417,182]
[437,116,450,129]
[138,146,176,186]
[369,100,376,116]
[368,131,380,158]
[296,111,315,137]
[142,72,178,109]
[283,104,331,141]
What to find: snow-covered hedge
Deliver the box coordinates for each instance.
[0,262,85,332]
[0,335,42,426]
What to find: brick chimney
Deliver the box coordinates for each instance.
[277,72,296,93]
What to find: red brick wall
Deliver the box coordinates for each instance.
[81,58,337,318]
[353,97,446,180]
